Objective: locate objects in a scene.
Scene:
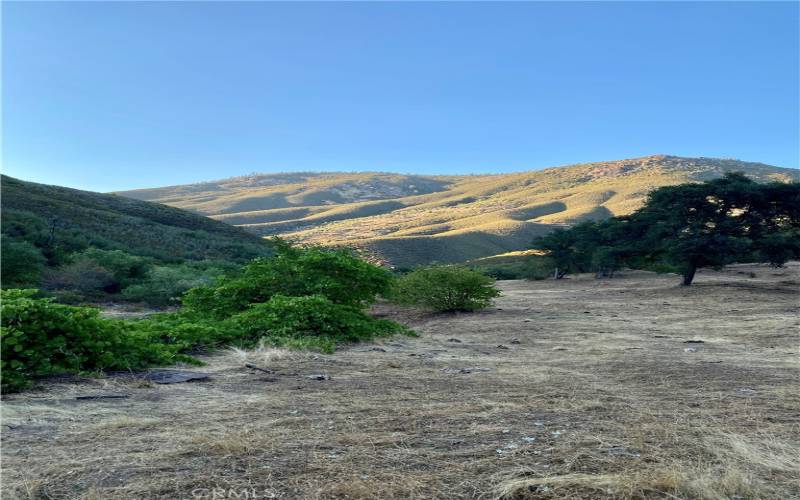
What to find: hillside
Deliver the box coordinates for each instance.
[117,156,799,267]
[1,175,271,263]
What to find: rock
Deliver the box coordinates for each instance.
[145,370,210,384]
[371,347,387,352]
[447,338,463,343]
[683,340,705,344]
[510,338,521,344]
[684,347,697,353]
[497,344,510,350]
[75,394,130,400]
[305,373,331,380]
[552,347,567,351]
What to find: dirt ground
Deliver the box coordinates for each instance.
[2,263,798,500]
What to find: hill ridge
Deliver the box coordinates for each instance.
[115,155,799,267]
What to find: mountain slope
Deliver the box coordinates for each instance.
[117,156,799,267]
[1,175,271,263]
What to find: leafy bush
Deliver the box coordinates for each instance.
[1,289,188,392]
[122,261,232,306]
[2,242,413,392]
[72,248,150,291]
[42,259,117,295]
[393,265,501,312]
[1,238,46,287]
[229,294,409,353]
[183,240,394,318]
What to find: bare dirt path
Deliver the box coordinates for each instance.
[2,264,798,499]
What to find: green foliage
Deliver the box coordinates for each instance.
[42,259,117,295]
[73,248,150,290]
[530,174,800,285]
[121,261,234,306]
[1,238,46,287]
[1,175,272,284]
[230,295,410,353]
[473,255,555,280]
[183,240,394,318]
[0,289,187,392]
[393,265,500,312]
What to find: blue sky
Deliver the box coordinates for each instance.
[3,2,798,192]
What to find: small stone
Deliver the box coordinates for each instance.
[552,347,567,351]
[497,344,510,350]
[305,373,330,380]
[510,338,521,344]
[684,347,697,353]
[447,338,462,343]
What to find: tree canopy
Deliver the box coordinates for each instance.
[531,174,800,285]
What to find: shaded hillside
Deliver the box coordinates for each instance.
[117,156,799,267]
[1,175,271,263]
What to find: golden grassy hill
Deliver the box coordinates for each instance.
[117,155,799,267]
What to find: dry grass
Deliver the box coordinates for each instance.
[116,156,800,267]
[2,263,799,499]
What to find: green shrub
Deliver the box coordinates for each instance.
[229,294,409,353]
[122,261,231,306]
[1,289,188,392]
[183,240,394,318]
[393,265,501,312]
[72,248,150,291]
[1,238,46,287]
[42,259,116,295]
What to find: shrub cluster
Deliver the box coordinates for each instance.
[392,265,500,312]
[1,242,414,391]
[179,241,409,352]
[0,289,192,392]
[2,241,504,392]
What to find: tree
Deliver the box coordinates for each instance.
[530,228,581,279]
[529,174,800,286]
[635,174,797,285]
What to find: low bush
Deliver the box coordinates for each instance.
[183,240,394,318]
[42,259,117,295]
[122,261,232,306]
[393,265,500,312]
[230,294,410,353]
[1,289,191,392]
[2,242,413,392]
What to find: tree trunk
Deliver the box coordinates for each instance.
[554,267,560,280]
[682,264,697,286]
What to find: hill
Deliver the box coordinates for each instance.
[1,175,271,263]
[117,156,799,267]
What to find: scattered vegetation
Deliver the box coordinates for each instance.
[0,289,191,392]
[1,175,272,304]
[531,174,800,285]
[392,265,501,312]
[0,241,412,392]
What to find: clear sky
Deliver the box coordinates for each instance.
[3,1,798,192]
